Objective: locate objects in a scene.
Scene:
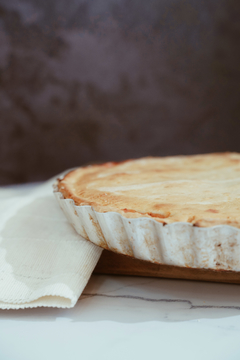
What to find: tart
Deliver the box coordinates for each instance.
[54,153,240,271]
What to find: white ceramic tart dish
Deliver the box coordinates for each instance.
[54,153,240,272]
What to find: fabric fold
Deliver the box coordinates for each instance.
[0,178,102,309]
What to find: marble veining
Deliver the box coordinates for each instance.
[82,292,240,311]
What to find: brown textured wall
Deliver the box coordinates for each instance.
[0,0,240,184]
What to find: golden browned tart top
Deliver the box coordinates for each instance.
[57,153,240,228]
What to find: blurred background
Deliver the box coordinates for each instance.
[0,0,240,185]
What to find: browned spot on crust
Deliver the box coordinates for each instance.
[103,159,133,167]
[188,216,196,222]
[122,208,137,213]
[152,204,171,210]
[110,172,129,176]
[206,209,219,213]
[194,219,240,228]
[147,212,170,219]
[122,208,170,219]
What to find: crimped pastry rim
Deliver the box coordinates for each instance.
[54,180,238,229]
[54,180,240,272]
[55,154,240,229]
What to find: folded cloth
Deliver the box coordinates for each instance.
[0,178,102,309]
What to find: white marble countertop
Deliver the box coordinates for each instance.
[1,183,240,359]
[1,275,240,360]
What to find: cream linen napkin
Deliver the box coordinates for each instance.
[0,178,102,309]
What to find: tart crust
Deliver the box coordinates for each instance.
[57,152,240,228]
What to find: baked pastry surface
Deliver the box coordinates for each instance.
[58,153,240,228]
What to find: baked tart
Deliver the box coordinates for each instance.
[54,153,240,271]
